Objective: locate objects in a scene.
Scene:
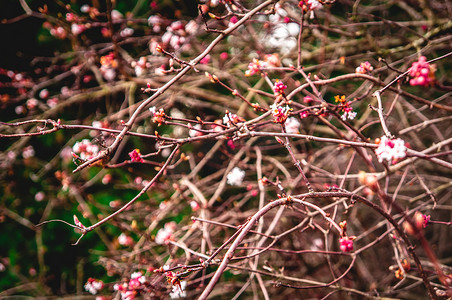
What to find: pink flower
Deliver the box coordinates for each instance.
[270,103,291,124]
[129,149,144,163]
[375,136,407,163]
[227,139,236,150]
[341,104,357,121]
[273,79,287,95]
[199,55,211,65]
[190,201,200,211]
[223,112,245,127]
[152,108,166,125]
[355,61,373,74]
[71,23,86,35]
[300,111,309,119]
[220,52,229,60]
[299,0,322,11]
[339,237,354,252]
[422,214,430,228]
[72,139,99,160]
[39,89,49,99]
[245,59,267,76]
[264,53,281,67]
[303,95,313,104]
[155,222,176,244]
[408,56,436,87]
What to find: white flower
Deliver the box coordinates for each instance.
[80,5,90,13]
[375,136,407,163]
[227,167,245,186]
[111,10,123,21]
[155,222,176,244]
[341,111,357,121]
[118,233,133,246]
[284,117,301,134]
[189,124,202,137]
[84,279,104,295]
[120,27,134,38]
[22,146,35,159]
[169,281,187,299]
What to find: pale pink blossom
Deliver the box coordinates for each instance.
[84,278,104,295]
[271,103,291,124]
[285,117,300,134]
[118,233,134,246]
[22,145,35,158]
[155,222,177,244]
[355,61,373,74]
[72,139,99,160]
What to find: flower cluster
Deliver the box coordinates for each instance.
[338,221,355,252]
[339,237,354,252]
[72,139,99,160]
[128,149,144,163]
[226,167,246,186]
[43,22,67,39]
[375,136,407,163]
[223,112,245,127]
[159,20,198,51]
[22,145,35,159]
[273,79,287,95]
[100,52,118,81]
[131,57,151,77]
[271,103,291,124]
[408,56,436,87]
[169,279,187,299]
[245,59,267,76]
[84,278,104,295]
[151,108,166,125]
[114,272,147,300]
[334,95,357,121]
[298,0,323,12]
[341,105,357,121]
[355,61,373,74]
[155,221,177,245]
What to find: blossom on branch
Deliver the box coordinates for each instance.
[298,0,323,12]
[339,237,354,252]
[72,139,99,160]
[128,149,144,163]
[245,59,267,76]
[227,167,245,186]
[408,56,436,87]
[273,79,287,95]
[223,112,244,127]
[84,278,104,295]
[271,103,291,124]
[375,136,407,163]
[285,117,301,134]
[155,222,177,245]
[169,280,187,299]
[355,61,373,74]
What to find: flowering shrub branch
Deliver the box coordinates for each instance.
[1,0,452,299]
